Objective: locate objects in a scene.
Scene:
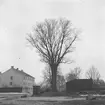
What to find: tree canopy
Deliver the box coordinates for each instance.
[66,67,82,82]
[27,18,79,91]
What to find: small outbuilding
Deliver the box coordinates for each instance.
[66,79,93,93]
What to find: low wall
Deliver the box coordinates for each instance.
[0,87,22,93]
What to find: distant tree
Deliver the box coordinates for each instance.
[85,65,101,84]
[57,73,66,92]
[37,81,45,90]
[66,67,82,82]
[27,18,80,92]
[97,79,105,85]
[42,65,52,89]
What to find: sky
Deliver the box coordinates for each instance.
[0,0,105,83]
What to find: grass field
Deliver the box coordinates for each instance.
[1,99,105,105]
[0,92,105,105]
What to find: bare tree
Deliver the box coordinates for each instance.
[57,74,66,92]
[85,65,101,84]
[42,66,66,92]
[42,65,54,89]
[42,65,52,89]
[97,79,105,85]
[27,18,79,92]
[66,67,82,82]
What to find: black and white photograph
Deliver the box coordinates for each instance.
[0,0,105,104]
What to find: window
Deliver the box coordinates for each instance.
[10,76,13,80]
[10,82,12,85]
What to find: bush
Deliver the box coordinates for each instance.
[40,91,67,96]
[99,90,105,95]
[21,94,27,98]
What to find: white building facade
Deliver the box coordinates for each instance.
[0,66,35,95]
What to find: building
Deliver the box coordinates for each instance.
[66,79,93,92]
[33,85,40,95]
[0,66,35,95]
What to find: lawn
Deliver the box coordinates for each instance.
[1,99,105,105]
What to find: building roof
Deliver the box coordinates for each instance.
[3,66,35,79]
[15,69,35,79]
[66,79,93,83]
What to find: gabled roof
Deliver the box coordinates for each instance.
[2,66,35,79]
[14,69,35,79]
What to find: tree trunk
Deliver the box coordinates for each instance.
[51,65,57,92]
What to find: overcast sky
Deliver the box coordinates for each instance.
[0,0,105,83]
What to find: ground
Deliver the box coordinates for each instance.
[0,93,105,105]
[1,99,105,105]
[0,97,105,105]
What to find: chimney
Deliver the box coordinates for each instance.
[21,70,23,72]
[16,68,19,70]
[11,66,14,69]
